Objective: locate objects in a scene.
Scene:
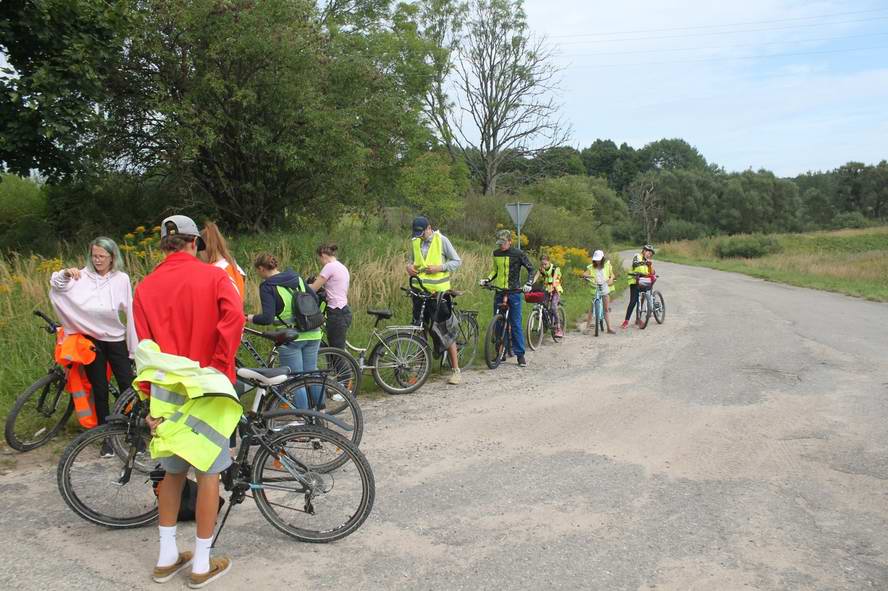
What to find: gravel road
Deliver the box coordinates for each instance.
[2,256,887,590]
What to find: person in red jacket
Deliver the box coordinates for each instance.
[133,215,244,588]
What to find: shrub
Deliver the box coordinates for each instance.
[714,235,782,259]
[831,211,871,230]
[657,219,709,242]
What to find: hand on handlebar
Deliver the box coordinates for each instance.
[479,279,489,287]
[522,283,532,293]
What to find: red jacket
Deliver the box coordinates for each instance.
[133,252,245,382]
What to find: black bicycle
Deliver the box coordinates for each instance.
[631,273,666,329]
[403,276,480,370]
[482,285,523,369]
[58,384,374,543]
[5,310,132,452]
[525,290,565,350]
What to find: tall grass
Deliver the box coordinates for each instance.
[0,218,620,419]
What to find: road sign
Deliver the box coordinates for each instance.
[505,202,533,250]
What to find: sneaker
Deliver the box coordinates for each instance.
[188,556,232,589]
[554,329,564,338]
[517,356,527,367]
[152,551,193,583]
[620,320,629,329]
[100,439,115,458]
[448,369,462,385]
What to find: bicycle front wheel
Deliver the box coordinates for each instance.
[370,333,431,395]
[484,314,507,369]
[317,347,361,398]
[443,311,480,370]
[251,426,375,543]
[593,298,601,337]
[653,292,666,324]
[526,308,544,351]
[5,369,73,452]
[57,422,158,528]
[638,292,651,329]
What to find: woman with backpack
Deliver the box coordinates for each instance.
[247,253,322,408]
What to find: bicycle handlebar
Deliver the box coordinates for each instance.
[33,310,60,334]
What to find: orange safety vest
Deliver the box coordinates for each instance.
[54,330,110,428]
[225,264,246,301]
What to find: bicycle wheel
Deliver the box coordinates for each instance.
[526,307,544,351]
[593,298,601,337]
[57,422,158,528]
[261,376,363,462]
[653,291,666,324]
[5,369,73,452]
[484,314,507,369]
[638,291,652,329]
[317,347,361,398]
[109,388,155,473]
[443,311,480,370]
[370,333,431,395]
[251,426,375,543]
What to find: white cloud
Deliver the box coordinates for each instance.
[523,0,888,175]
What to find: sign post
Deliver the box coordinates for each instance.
[505,202,533,250]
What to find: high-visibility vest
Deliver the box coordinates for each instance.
[629,253,651,286]
[541,264,563,294]
[134,340,242,472]
[412,232,451,292]
[54,330,111,428]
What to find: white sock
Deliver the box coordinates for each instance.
[157,525,179,568]
[193,536,214,574]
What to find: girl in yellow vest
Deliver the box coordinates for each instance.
[583,250,617,334]
[531,254,564,337]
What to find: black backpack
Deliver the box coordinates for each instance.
[276,277,325,332]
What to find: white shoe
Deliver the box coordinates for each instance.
[448,369,462,385]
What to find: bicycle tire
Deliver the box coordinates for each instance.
[484,314,507,369]
[594,298,601,337]
[369,332,431,395]
[442,311,480,370]
[317,347,361,398]
[5,370,73,452]
[57,423,158,529]
[261,376,363,469]
[653,291,666,324]
[109,388,155,473]
[638,291,652,329]
[251,426,375,543]
[526,308,543,351]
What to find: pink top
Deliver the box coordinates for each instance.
[320,260,350,309]
[49,268,138,355]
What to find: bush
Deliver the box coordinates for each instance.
[831,211,872,230]
[657,219,709,242]
[0,175,50,252]
[714,235,782,259]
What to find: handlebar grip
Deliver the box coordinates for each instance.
[33,310,59,333]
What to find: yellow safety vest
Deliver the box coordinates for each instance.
[629,253,651,286]
[134,340,242,472]
[541,264,563,294]
[412,231,451,292]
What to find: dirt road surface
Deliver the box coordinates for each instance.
[2,257,887,590]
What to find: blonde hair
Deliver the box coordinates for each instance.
[201,221,237,269]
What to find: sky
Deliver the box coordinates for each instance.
[522,0,888,176]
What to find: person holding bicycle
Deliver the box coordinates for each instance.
[133,215,244,588]
[583,250,616,334]
[531,253,564,338]
[480,229,534,367]
[622,244,655,329]
[49,236,137,458]
[406,216,463,385]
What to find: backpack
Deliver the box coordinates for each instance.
[150,468,224,521]
[277,277,325,332]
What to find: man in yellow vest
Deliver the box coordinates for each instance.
[406,216,463,385]
[133,215,244,588]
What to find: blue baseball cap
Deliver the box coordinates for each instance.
[412,216,430,238]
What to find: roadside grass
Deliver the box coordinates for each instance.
[659,226,888,302]
[0,216,622,426]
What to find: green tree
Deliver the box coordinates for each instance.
[396,151,467,223]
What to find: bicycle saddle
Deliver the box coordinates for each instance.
[367,309,393,319]
[254,329,300,346]
[236,367,291,386]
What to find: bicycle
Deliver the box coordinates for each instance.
[57,386,374,543]
[525,290,565,350]
[582,277,609,337]
[481,285,523,369]
[5,310,130,452]
[402,275,479,370]
[630,273,666,329]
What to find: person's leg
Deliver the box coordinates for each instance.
[104,339,134,398]
[550,292,562,335]
[412,295,424,326]
[279,341,308,408]
[83,339,111,425]
[302,340,322,407]
[509,292,526,359]
[190,462,231,583]
[325,309,347,350]
[624,284,639,323]
[156,468,187,570]
[603,294,616,333]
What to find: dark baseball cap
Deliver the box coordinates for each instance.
[412,216,430,238]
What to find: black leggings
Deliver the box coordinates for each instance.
[83,338,134,425]
[624,284,640,322]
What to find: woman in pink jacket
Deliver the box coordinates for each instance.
[49,236,137,457]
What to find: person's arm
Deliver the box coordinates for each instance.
[50,268,82,291]
[484,257,497,283]
[406,240,418,276]
[210,274,246,380]
[132,285,151,343]
[120,275,139,357]
[309,273,328,292]
[531,270,540,284]
[249,282,279,325]
[437,234,462,274]
[520,251,535,283]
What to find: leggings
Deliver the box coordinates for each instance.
[83,338,134,425]
[624,284,640,322]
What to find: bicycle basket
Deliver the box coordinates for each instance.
[524,291,546,304]
[637,276,655,289]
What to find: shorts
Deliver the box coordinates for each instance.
[596,285,611,297]
[160,449,231,476]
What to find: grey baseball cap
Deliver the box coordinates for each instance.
[161,215,206,251]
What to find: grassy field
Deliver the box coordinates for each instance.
[0,216,622,426]
[659,226,888,302]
